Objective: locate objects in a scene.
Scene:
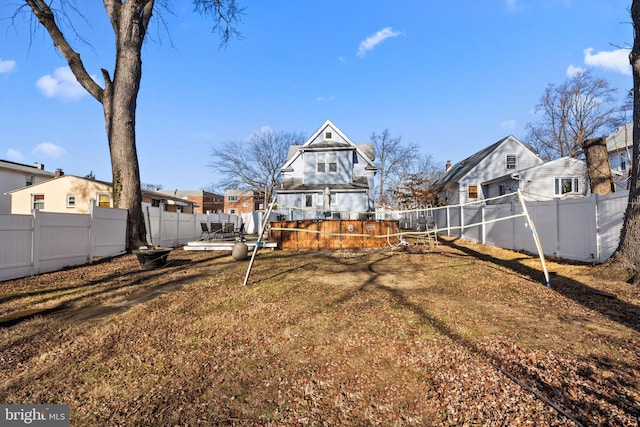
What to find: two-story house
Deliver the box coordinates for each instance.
[606,123,632,191]
[276,120,378,220]
[431,135,544,205]
[159,190,224,214]
[0,160,56,213]
[7,174,195,214]
[224,189,263,215]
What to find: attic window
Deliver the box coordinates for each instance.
[506,154,516,170]
[325,131,333,140]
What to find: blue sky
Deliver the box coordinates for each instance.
[0,0,633,191]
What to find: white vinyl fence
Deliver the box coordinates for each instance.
[430,191,628,263]
[0,203,242,282]
[142,203,240,247]
[0,205,127,282]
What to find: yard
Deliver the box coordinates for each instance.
[0,236,639,426]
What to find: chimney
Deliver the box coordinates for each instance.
[55,168,64,177]
[445,160,452,171]
[33,162,45,170]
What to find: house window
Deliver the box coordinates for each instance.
[228,195,237,202]
[555,177,580,195]
[97,193,111,207]
[353,151,359,164]
[229,208,237,214]
[26,175,34,186]
[151,199,161,208]
[305,194,313,207]
[468,185,478,199]
[317,153,326,172]
[498,184,506,196]
[317,152,337,173]
[67,194,76,208]
[506,154,516,170]
[620,153,628,171]
[32,194,44,210]
[328,152,337,172]
[325,131,333,139]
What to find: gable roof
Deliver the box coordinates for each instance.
[606,123,632,152]
[6,175,194,206]
[0,159,55,178]
[281,119,377,171]
[433,135,535,186]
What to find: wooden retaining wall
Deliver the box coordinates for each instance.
[269,220,400,250]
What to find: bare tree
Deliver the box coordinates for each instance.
[14,0,242,250]
[391,154,444,208]
[606,1,640,282]
[210,128,305,204]
[370,130,417,206]
[526,70,619,161]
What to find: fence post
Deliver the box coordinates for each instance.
[460,204,465,240]
[158,204,164,247]
[88,202,95,264]
[511,201,516,250]
[176,210,181,246]
[554,198,560,258]
[481,206,486,245]
[593,194,600,262]
[31,209,40,275]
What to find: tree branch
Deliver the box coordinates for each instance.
[25,0,104,103]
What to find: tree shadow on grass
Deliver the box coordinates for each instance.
[328,250,640,425]
[439,238,640,334]
[0,252,236,327]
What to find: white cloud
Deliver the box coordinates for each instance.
[584,47,631,75]
[357,27,402,58]
[36,67,89,100]
[566,64,586,77]
[33,142,66,159]
[316,96,335,102]
[0,58,16,74]
[501,120,517,132]
[504,0,522,12]
[6,148,24,162]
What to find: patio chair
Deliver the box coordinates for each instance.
[223,222,235,238]
[209,222,224,239]
[233,223,246,241]
[200,222,211,240]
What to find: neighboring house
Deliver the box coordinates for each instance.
[484,157,589,202]
[431,135,543,206]
[606,123,633,191]
[224,189,263,215]
[7,174,195,214]
[159,190,224,214]
[0,160,56,213]
[276,119,378,220]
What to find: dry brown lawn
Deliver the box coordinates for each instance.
[0,236,639,426]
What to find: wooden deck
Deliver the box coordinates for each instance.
[183,238,277,252]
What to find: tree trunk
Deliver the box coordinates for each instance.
[102,2,150,250]
[583,137,613,195]
[605,0,640,282]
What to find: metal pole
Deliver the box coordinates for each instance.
[517,190,551,286]
[243,196,277,286]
